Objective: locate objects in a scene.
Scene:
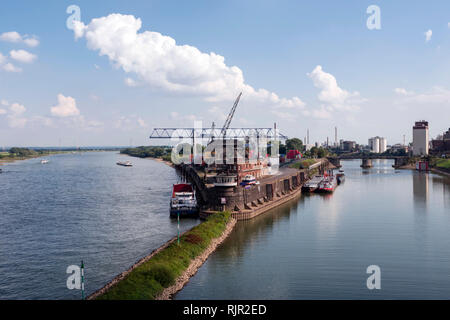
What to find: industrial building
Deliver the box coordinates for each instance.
[368,136,387,153]
[412,121,429,156]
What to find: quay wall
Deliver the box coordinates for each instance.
[200,159,331,221]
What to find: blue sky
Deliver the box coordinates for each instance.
[1,0,449,147]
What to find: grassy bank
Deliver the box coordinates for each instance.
[289,158,317,170]
[96,211,231,300]
[435,158,450,169]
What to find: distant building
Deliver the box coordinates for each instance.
[413,121,429,156]
[369,137,380,153]
[431,128,450,154]
[368,136,387,153]
[379,137,387,153]
[389,143,409,154]
[444,128,450,140]
[342,141,356,152]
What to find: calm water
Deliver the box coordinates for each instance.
[0,152,199,299]
[176,159,450,299]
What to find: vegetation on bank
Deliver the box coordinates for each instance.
[289,159,317,169]
[0,147,57,161]
[434,158,450,169]
[120,146,173,162]
[97,211,232,300]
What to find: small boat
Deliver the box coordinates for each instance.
[170,183,198,217]
[302,175,323,192]
[336,170,345,185]
[116,160,132,167]
[240,174,257,186]
[40,159,49,164]
[317,175,337,193]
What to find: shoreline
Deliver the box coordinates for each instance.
[87,232,180,300]
[88,212,235,300]
[156,217,236,300]
[122,154,174,168]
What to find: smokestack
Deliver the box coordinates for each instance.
[335,127,337,145]
[307,129,310,144]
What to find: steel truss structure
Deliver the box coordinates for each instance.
[149,128,288,140]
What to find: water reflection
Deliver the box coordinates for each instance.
[412,172,429,210]
[176,159,450,299]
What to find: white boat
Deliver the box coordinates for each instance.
[240,174,257,186]
[170,183,198,217]
[116,160,132,167]
[40,159,49,164]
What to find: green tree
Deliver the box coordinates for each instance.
[286,138,304,152]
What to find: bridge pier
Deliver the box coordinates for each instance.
[361,159,373,168]
[328,157,341,168]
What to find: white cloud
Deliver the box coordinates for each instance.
[10,103,26,115]
[207,106,227,122]
[1,102,28,128]
[7,116,27,128]
[2,62,22,72]
[23,38,39,47]
[0,52,6,64]
[394,88,414,96]
[0,31,22,43]
[124,77,139,87]
[396,86,450,105]
[10,49,37,63]
[425,29,432,42]
[0,31,39,47]
[0,99,7,106]
[448,22,450,29]
[72,13,305,111]
[308,65,362,112]
[114,115,147,130]
[50,94,80,117]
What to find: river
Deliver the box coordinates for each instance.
[175,159,450,299]
[0,151,199,299]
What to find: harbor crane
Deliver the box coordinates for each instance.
[149,92,287,142]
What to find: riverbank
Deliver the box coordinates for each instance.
[0,151,66,165]
[90,211,234,300]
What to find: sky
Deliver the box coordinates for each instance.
[1,0,450,147]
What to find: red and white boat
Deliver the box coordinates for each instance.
[317,171,337,193]
[170,183,198,217]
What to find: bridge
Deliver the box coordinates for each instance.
[328,154,410,168]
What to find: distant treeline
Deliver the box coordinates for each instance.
[0,147,44,159]
[120,146,172,162]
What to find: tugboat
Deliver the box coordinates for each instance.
[336,169,345,185]
[301,175,324,192]
[116,160,132,167]
[240,174,257,186]
[170,183,198,217]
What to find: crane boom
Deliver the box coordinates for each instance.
[219,92,242,138]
